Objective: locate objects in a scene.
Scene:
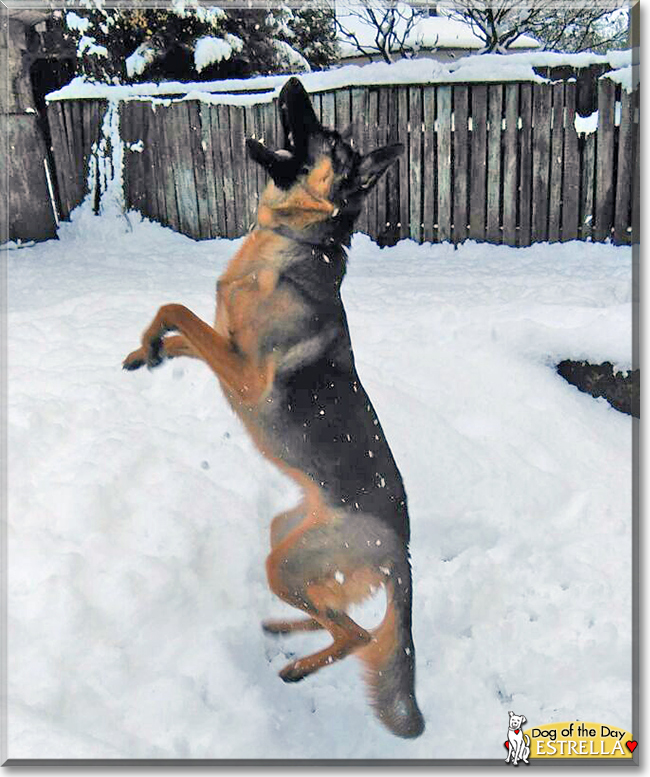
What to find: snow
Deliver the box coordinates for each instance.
[125,42,158,79]
[194,34,244,73]
[274,40,311,72]
[575,110,599,135]
[576,101,624,134]
[170,0,225,24]
[65,11,90,34]
[46,49,634,106]
[604,64,639,94]
[77,35,108,59]
[6,195,633,758]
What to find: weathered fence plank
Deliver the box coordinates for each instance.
[562,83,580,241]
[149,105,171,228]
[350,87,368,234]
[397,87,410,241]
[216,104,236,237]
[335,88,351,130]
[254,103,269,209]
[580,132,596,241]
[502,84,518,246]
[614,88,634,245]
[408,87,422,242]
[531,84,552,242]
[198,104,220,239]
[177,103,201,237]
[243,104,259,228]
[452,85,469,244]
[207,105,227,237]
[122,102,143,216]
[436,86,452,243]
[385,87,401,246]
[631,87,640,244]
[486,84,503,243]
[594,78,616,242]
[422,87,435,243]
[228,104,247,235]
[188,102,211,239]
[321,90,335,129]
[469,85,487,241]
[376,87,389,242]
[548,82,565,242]
[518,84,533,246]
[368,89,380,238]
[48,102,72,216]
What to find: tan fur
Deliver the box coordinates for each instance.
[256,157,336,233]
[123,143,409,706]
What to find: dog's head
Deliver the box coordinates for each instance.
[508,712,527,730]
[247,77,403,244]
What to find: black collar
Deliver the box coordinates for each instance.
[258,222,343,249]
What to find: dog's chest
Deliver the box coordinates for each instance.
[213,232,294,345]
[215,274,308,368]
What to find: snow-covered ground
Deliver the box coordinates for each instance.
[6,206,633,759]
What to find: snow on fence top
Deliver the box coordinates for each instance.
[46,49,635,106]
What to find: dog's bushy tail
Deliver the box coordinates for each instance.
[357,558,425,739]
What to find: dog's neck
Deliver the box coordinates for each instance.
[258,221,353,250]
[252,224,348,300]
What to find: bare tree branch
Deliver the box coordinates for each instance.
[447,0,628,55]
[335,1,429,63]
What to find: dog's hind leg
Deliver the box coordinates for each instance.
[270,503,306,548]
[265,520,373,683]
[262,503,328,636]
[279,616,371,683]
[262,617,324,635]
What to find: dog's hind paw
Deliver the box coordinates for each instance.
[279,660,309,683]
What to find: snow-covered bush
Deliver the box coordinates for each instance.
[63,2,338,84]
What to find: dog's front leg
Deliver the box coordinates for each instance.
[123,334,199,369]
[123,303,272,403]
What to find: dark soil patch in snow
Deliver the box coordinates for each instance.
[557,360,640,418]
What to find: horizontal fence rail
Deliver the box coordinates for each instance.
[48,77,640,247]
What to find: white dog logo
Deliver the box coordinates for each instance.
[505,711,530,765]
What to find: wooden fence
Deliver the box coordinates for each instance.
[48,76,640,247]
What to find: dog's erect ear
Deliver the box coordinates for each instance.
[357,142,403,192]
[520,716,527,725]
[246,138,300,189]
[508,711,514,717]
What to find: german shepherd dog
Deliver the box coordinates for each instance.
[123,77,425,739]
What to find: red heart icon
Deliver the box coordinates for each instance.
[515,729,520,734]
[504,741,510,749]
[626,741,638,753]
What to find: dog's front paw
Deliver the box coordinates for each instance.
[123,347,146,371]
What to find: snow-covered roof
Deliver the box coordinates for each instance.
[336,6,540,57]
[46,49,634,106]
